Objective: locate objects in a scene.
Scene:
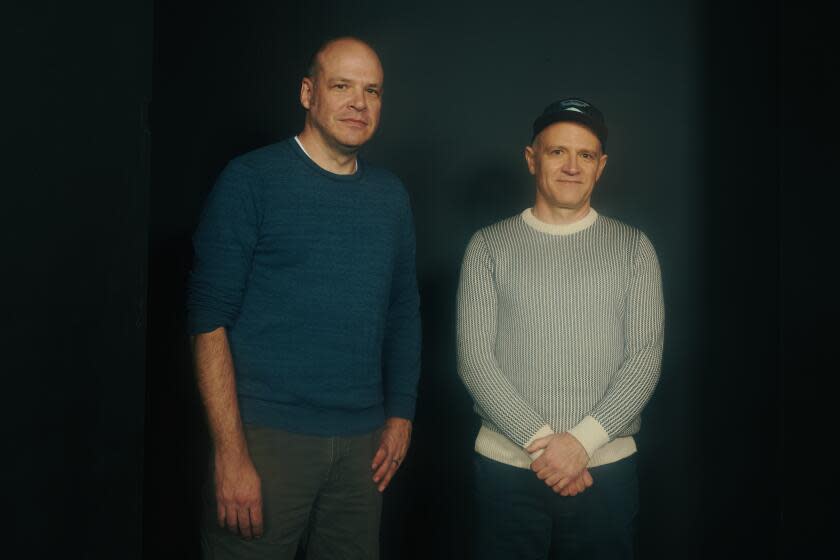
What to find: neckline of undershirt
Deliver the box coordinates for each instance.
[294,135,358,174]
[521,207,599,236]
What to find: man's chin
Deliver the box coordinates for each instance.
[335,132,374,152]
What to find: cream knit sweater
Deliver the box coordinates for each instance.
[457,208,664,468]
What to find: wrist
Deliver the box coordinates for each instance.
[567,416,609,459]
[384,417,412,438]
[214,441,251,465]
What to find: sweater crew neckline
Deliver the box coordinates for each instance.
[289,136,364,182]
[521,207,598,236]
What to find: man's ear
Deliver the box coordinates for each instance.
[595,153,608,182]
[524,145,537,176]
[300,77,314,110]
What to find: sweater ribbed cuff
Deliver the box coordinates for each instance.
[524,424,555,460]
[567,415,610,458]
[384,393,416,421]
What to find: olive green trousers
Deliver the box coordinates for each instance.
[201,425,383,560]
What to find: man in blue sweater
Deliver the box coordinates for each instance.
[187,37,421,559]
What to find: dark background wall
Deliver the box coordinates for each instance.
[4,0,836,558]
[4,1,152,558]
[143,1,782,559]
[779,2,839,557]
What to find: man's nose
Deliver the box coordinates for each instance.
[348,86,367,111]
[561,154,580,175]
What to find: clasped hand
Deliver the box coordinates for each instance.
[526,432,593,496]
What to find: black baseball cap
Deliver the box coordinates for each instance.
[531,98,608,153]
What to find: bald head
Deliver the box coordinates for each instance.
[306,37,382,84]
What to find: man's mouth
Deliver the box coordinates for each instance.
[340,118,368,128]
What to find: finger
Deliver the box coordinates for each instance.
[566,475,585,496]
[250,502,264,538]
[378,462,399,492]
[552,477,572,492]
[525,435,551,453]
[225,505,238,534]
[544,473,563,487]
[394,440,408,462]
[372,452,393,483]
[583,470,594,487]
[536,466,563,481]
[217,503,226,528]
[239,507,254,539]
[371,446,387,470]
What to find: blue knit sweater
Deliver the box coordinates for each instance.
[187,138,421,436]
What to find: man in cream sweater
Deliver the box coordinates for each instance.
[457,98,664,559]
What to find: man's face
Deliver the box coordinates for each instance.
[525,121,608,215]
[300,40,384,152]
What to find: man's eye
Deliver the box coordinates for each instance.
[334,84,347,89]
[367,89,380,96]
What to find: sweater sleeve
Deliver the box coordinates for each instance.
[568,232,665,457]
[381,199,422,420]
[186,161,261,335]
[457,231,554,449]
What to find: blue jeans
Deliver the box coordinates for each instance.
[472,453,639,560]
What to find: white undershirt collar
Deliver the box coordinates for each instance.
[521,207,599,236]
[294,135,358,174]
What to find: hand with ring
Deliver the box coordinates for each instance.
[371,417,412,492]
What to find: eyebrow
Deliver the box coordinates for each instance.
[543,144,598,154]
[330,76,382,88]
